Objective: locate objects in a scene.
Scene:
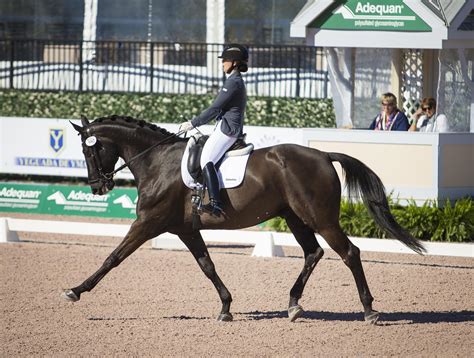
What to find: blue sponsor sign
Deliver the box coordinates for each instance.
[50,128,64,153]
[15,157,86,168]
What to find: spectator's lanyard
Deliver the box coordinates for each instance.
[377,111,399,131]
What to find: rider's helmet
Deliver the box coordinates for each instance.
[218,44,249,62]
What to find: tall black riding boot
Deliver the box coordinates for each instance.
[202,162,223,217]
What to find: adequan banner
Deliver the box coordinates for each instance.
[314,0,431,32]
[0,182,138,218]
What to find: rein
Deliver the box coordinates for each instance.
[86,129,187,184]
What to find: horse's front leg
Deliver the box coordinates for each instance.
[62,219,158,302]
[179,232,233,322]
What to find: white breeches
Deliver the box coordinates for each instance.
[200,121,236,168]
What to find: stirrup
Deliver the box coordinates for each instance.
[201,200,223,217]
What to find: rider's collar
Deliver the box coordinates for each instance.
[226,69,239,79]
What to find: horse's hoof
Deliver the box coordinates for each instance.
[365,310,380,325]
[217,313,233,322]
[288,305,304,322]
[61,289,79,302]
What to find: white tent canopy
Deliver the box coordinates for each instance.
[291,0,472,49]
[291,0,473,131]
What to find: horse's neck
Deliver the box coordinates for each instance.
[101,126,184,182]
[130,141,186,191]
[95,124,163,158]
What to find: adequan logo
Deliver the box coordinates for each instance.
[49,128,65,154]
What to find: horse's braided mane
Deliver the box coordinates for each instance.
[92,114,186,142]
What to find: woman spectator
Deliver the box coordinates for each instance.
[409,97,449,132]
[369,92,410,131]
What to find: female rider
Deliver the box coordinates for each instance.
[179,44,248,217]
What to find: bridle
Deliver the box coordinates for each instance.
[82,131,115,188]
[82,127,187,188]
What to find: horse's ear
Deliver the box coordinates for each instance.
[70,120,83,133]
[80,115,90,127]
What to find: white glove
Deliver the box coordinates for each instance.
[179,121,194,133]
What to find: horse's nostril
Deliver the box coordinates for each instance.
[106,181,115,190]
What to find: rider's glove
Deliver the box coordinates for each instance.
[179,121,194,133]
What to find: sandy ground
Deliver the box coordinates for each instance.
[1,214,473,357]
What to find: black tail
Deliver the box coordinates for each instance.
[328,152,425,255]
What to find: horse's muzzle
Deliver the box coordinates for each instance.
[105,179,115,191]
[90,178,115,195]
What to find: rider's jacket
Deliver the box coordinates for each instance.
[191,71,247,138]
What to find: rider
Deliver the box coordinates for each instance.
[179,44,248,217]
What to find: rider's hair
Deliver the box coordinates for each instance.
[235,61,248,73]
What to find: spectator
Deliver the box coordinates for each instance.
[409,97,449,132]
[369,92,410,131]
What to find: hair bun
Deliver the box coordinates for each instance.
[238,63,248,73]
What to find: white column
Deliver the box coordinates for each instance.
[326,47,354,128]
[206,0,225,87]
[206,0,225,44]
[82,0,98,63]
[457,49,474,133]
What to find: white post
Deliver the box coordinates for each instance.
[326,47,354,128]
[252,232,284,258]
[0,218,20,243]
[83,0,98,63]
[206,0,225,88]
[152,234,187,251]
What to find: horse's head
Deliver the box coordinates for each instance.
[71,116,119,195]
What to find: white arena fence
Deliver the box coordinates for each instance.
[1,217,472,258]
[0,61,328,98]
[0,40,329,99]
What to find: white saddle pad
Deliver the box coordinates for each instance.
[181,139,252,189]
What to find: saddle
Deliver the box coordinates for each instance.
[186,134,253,184]
[182,133,254,229]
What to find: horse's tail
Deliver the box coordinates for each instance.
[328,152,426,255]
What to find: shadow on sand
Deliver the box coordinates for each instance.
[239,309,474,324]
[106,310,472,324]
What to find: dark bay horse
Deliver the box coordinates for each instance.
[63,115,425,324]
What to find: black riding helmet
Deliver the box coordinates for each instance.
[218,44,249,62]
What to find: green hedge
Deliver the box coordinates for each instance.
[265,197,474,243]
[0,90,336,128]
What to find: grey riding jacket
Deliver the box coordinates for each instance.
[191,71,247,138]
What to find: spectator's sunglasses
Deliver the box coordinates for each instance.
[422,106,433,111]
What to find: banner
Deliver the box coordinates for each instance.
[0,182,137,219]
[0,116,303,178]
[314,0,431,32]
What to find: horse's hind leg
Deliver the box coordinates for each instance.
[62,220,155,302]
[284,212,324,322]
[179,232,233,322]
[319,225,379,324]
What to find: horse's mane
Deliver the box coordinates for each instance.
[91,114,187,143]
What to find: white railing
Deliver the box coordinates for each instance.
[0,61,329,98]
[1,217,472,258]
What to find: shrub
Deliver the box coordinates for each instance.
[0,90,336,128]
[264,197,474,243]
